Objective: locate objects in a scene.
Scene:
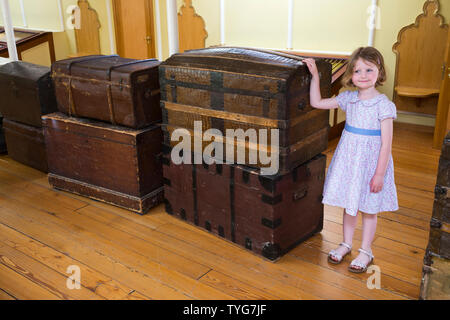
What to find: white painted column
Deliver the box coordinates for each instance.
[57,0,65,31]
[287,0,294,50]
[19,0,27,27]
[368,0,378,46]
[154,0,163,60]
[220,0,225,45]
[166,0,179,56]
[0,0,18,61]
[105,0,116,54]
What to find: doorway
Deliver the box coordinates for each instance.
[112,0,156,59]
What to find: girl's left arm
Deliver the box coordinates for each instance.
[370,118,393,193]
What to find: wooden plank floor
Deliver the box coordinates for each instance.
[0,122,441,300]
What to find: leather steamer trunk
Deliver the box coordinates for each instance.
[43,112,164,214]
[2,118,47,172]
[162,147,325,261]
[0,61,57,128]
[160,47,331,174]
[52,55,161,129]
[427,132,450,259]
[430,183,450,259]
[419,132,450,299]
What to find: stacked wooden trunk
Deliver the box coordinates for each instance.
[420,132,450,299]
[0,60,58,171]
[43,55,164,214]
[160,47,331,260]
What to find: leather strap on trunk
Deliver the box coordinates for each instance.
[66,55,117,117]
[68,77,76,117]
[105,59,158,124]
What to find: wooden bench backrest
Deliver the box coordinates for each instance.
[393,0,448,91]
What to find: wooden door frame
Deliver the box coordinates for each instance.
[112,0,156,58]
[433,27,450,149]
[144,0,156,58]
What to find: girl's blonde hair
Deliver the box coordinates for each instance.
[341,47,386,88]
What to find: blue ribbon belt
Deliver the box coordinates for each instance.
[345,123,381,136]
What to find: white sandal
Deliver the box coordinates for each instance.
[348,248,374,273]
[328,242,352,264]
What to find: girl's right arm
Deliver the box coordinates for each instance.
[303,58,339,110]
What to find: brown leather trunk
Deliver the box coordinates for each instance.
[421,135,450,298]
[52,55,161,129]
[43,112,164,214]
[428,160,450,259]
[423,131,450,278]
[160,47,331,174]
[0,61,57,127]
[163,146,325,261]
[2,118,47,172]
[427,216,450,260]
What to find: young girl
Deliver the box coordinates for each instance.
[303,47,398,273]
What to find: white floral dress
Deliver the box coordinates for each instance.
[322,90,399,216]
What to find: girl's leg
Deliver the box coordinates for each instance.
[361,212,377,251]
[343,210,358,246]
[351,212,377,270]
[329,210,358,262]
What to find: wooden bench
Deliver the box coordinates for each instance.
[392,0,448,115]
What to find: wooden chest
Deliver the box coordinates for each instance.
[163,147,325,261]
[0,61,57,127]
[52,55,161,129]
[427,132,450,258]
[2,118,47,172]
[429,184,450,259]
[43,112,164,214]
[420,132,450,299]
[160,47,331,174]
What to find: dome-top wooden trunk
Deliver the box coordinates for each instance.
[160,47,332,174]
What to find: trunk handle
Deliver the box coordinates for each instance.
[293,186,308,201]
